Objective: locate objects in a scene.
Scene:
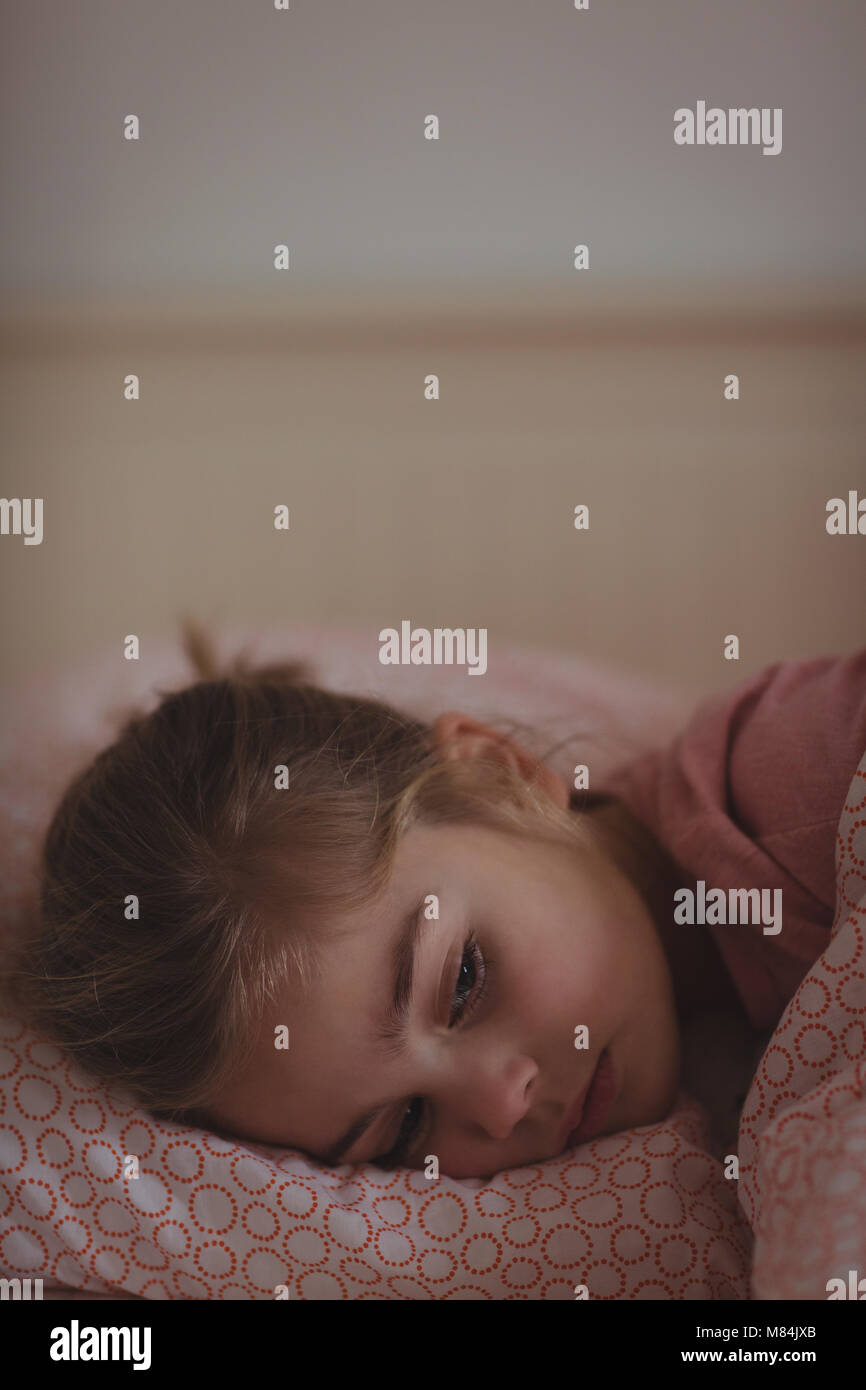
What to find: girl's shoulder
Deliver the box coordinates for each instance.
[603,650,866,1030]
[608,648,866,904]
[714,648,866,843]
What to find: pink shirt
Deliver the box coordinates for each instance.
[604,650,866,1030]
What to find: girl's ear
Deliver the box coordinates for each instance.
[429,711,569,809]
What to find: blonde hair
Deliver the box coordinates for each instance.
[6,618,668,1130]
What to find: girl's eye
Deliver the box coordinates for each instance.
[378,934,491,1168]
[379,1095,425,1171]
[448,935,485,1026]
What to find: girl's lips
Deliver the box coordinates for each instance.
[559,1054,601,1148]
[562,1049,617,1149]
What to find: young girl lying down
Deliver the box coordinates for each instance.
[9,627,866,1181]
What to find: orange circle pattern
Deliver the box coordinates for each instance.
[737,759,866,1298]
[0,1015,753,1299]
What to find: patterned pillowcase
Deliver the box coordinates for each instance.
[0,1019,752,1300]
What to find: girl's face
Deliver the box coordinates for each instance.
[205,714,681,1179]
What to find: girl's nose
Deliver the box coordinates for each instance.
[450,1054,539,1143]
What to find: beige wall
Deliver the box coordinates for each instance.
[4,1,864,293]
[4,3,863,700]
[2,283,864,700]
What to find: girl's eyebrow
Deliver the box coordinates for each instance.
[319,896,430,1166]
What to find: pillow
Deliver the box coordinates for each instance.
[0,625,754,1300]
[736,747,866,1300]
[0,1021,751,1300]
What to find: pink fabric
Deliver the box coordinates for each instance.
[738,754,866,1298]
[605,650,866,1032]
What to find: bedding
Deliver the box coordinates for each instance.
[0,1021,750,1300]
[737,752,866,1299]
[0,628,862,1299]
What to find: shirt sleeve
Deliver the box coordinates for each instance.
[605,649,866,1029]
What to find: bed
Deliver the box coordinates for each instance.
[1,626,862,1299]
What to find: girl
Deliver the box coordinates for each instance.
[7,624,865,1180]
